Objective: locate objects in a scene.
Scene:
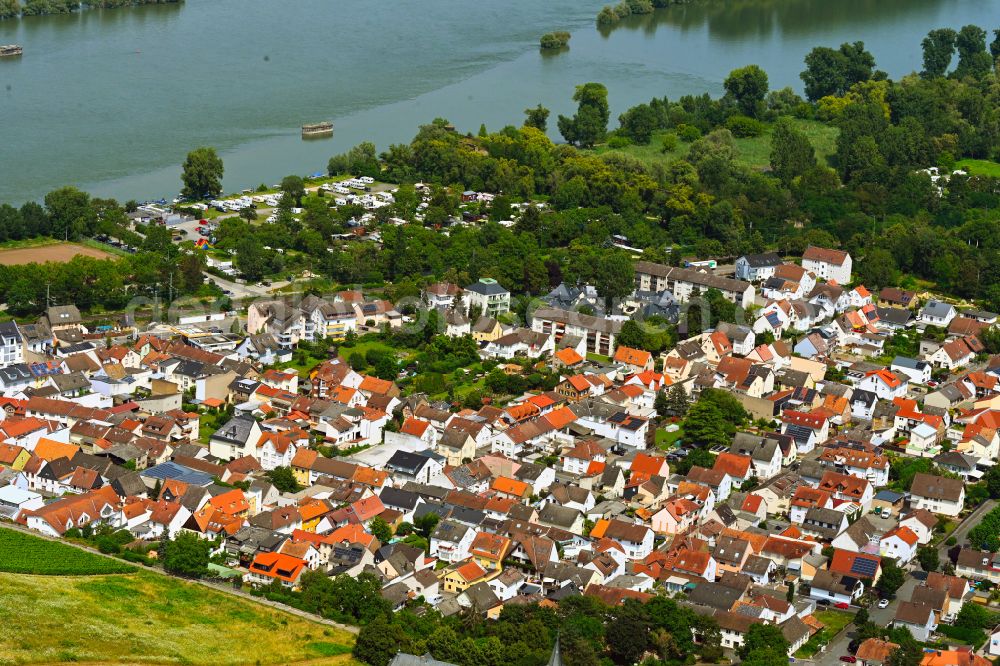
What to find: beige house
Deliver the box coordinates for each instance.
[472,317,504,343]
[436,428,477,467]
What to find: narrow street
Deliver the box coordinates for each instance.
[809,501,994,666]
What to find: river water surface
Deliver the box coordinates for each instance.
[0,0,997,203]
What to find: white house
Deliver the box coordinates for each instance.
[801,246,852,284]
[0,321,24,369]
[890,357,932,385]
[918,300,957,328]
[735,253,782,283]
[810,569,863,605]
[208,416,264,462]
[859,369,908,400]
[430,520,475,563]
[893,601,937,642]
[879,526,918,564]
[464,278,510,317]
[909,473,965,517]
[928,337,977,370]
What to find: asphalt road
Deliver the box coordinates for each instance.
[808,501,994,666]
[812,576,919,666]
[942,499,996,557]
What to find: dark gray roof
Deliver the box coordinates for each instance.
[0,363,33,384]
[686,581,743,611]
[739,253,782,268]
[465,279,508,296]
[921,300,955,318]
[386,450,433,476]
[379,487,422,511]
[211,416,257,446]
[876,307,913,326]
[0,321,22,341]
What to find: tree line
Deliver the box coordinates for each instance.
[7,25,1000,322]
[353,594,730,666]
[0,187,211,316]
[0,0,180,19]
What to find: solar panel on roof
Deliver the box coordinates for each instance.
[850,557,879,577]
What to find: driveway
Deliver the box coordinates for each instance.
[812,577,919,666]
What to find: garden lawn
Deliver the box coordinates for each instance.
[955,159,1000,178]
[0,569,358,665]
[656,427,684,450]
[0,527,135,575]
[590,118,839,171]
[795,609,854,658]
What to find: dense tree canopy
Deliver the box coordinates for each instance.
[180,147,224,199]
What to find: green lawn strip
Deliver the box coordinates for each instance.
[0,237,62,250]
[795,609,853,658]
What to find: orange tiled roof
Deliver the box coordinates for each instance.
[248,552,306,583]
[614,346,652,367]
[713,452,752,479]
[491,476,529,497]
[400,418,431,438]
[554,347,584,366]
[33,438,80,463]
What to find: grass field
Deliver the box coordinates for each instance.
[0,570,358,665]
[0,241,115,266]
[795,609,854,658]
[955,158,1000,177]
[590,118,839,171]
[655,427,683,450]
[0,528,135,575]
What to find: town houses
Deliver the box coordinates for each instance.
[1,243,999,666]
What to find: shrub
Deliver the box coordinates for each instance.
[792,102,815,119]
[676,123,701,141]
[661,132,678,153]
[726,114,765,137]
[607,135,632,149]
[596,5,617,25]
[540,31,571,50]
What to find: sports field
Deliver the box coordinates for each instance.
[0,242,114,266]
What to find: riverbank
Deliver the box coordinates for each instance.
[0,0,181,21]
[2,0,997,204]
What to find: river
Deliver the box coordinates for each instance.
[0,0,997,204]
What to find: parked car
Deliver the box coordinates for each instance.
[834,602,851,609]
[878,599,890,609]
[840,657,857,663]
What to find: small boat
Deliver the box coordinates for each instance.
[301,122,333,139]
[0,45,23,58]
